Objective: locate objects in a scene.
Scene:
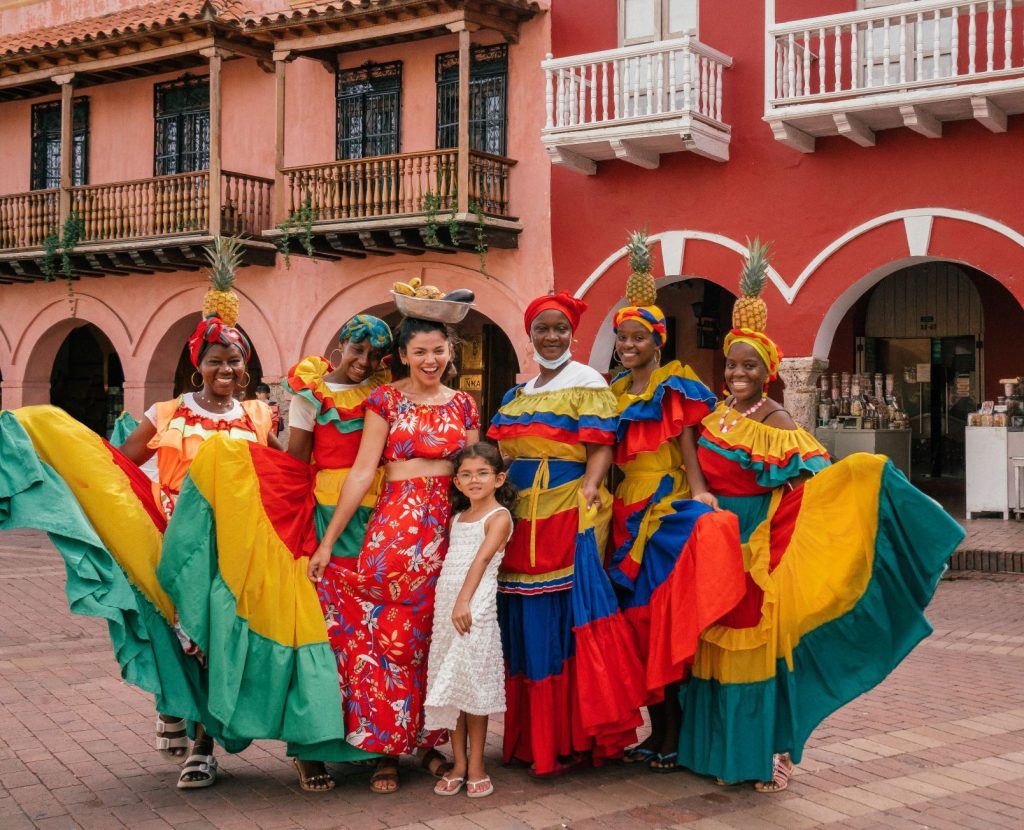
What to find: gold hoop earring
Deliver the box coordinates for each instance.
[654,349,662,367]
[241,372,251,388]
[329,348,343,369]
[190,371,202,388]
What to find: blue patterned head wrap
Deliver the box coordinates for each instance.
[339,314,392,351]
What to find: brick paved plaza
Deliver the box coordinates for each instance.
[2,527,1023,830]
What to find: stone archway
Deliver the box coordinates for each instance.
[299,262,532,376]
[11,295,134,407]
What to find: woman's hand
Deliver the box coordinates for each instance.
[581,481,601,511]
[692,491,720,511]
[307,545,332,583]
[451,599,473,635]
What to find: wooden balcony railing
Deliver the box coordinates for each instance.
[282,149,516,224]
[68,170,273,243]
[0,189,59,250]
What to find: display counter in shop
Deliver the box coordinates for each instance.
[814,426,912,478]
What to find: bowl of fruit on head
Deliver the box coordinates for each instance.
[391,278,475,323]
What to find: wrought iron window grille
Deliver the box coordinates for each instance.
[30,98,89,191]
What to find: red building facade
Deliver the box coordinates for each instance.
[545,0,1024,491]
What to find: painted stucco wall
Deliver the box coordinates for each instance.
[548,0,1024,388]
[0,3,553,413]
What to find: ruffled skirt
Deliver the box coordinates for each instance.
[664,455,963,782]
[609,470,745,694]
[498,460,647,774]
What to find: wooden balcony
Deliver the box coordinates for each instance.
[0,170,277,283]
[541,36,734,175]
[266,149,521,258]
[767,0,1024,151]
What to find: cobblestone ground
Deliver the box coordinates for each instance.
[2,528,1023,830]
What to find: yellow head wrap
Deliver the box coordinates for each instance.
[722,328,783,381]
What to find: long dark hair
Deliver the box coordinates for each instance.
[390,317,459,382]
[450,441,518,514]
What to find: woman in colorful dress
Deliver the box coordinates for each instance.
[487,291,647,777]
[307,314,480,794]
[119,312,279,788]
[285,314,392,562]
[661,254,964,793]
[608,303,744,772]
[280,313,392,791]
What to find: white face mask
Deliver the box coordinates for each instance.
[533,348,572,370]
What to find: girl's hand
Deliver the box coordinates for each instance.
[692,491,720,511]
[452,600,473,635]
[307,545,332,583]
[581,481,601,511]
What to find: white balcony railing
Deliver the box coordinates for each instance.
[767,0,1024,149]
[541,37,733,174]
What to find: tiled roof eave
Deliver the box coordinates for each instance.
[1,0,255,61]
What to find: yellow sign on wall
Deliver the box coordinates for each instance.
[460,374,482,391]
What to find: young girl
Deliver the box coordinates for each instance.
[424,443,516,798]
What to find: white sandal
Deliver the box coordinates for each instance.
[177,753,218,789]
[754,753,792,794]
[467,776,494,798]
[155,716,189,761]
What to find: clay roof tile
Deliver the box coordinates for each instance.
[1,0,253,58]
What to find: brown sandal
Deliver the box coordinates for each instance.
[370,757,401,794]
[754,753,793,793]
[418,748,453,779]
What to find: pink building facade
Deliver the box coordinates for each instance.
[0,0,551,433]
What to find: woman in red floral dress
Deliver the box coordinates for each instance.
[308,316,479,794]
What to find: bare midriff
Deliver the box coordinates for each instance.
[385,458,454,481]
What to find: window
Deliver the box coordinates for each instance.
[337,62,402,160]
[154,75,210,176]
[436,43,508,156]
[620,0,698,46]
[30,99,88,190]
[859,0,953,86]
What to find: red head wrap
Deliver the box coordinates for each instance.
[524,291,588,333]
[188,314,252,368]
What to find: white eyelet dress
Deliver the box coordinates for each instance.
[424,506,511,731]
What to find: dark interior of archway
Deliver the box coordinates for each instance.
[171,327,264,400]
[50,324,124,436]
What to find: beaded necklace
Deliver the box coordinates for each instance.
[719,395,768,433]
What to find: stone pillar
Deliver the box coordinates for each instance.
[1,380,50,409]
[778,356,828,431]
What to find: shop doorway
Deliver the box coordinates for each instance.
[49,324,124,436]
[827,261,998,506]
[871,335,978,479]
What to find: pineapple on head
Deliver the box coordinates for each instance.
[625,226,657,307]
[732,237,772,332]
[201,235,243,327]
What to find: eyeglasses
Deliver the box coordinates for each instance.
[456,470,496,483]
